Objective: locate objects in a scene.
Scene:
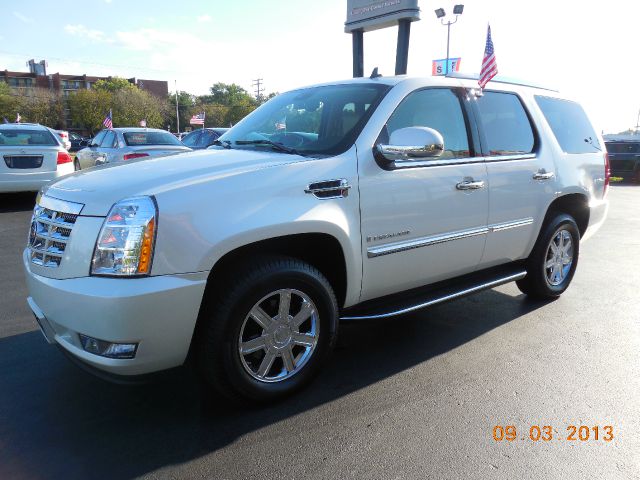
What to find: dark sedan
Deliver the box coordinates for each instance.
[181,128,229,150]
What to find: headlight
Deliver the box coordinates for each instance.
[91,196,157,276]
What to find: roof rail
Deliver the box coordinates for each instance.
[445,72,558,92]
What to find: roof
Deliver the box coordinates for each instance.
[0,123,48,130]
[110,127,172,133]
[603,133,640,142]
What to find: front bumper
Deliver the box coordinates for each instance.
[24,249,208,376]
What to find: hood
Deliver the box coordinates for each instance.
[44,148,306,216]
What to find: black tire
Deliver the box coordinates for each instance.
[73,159,81,171]
[516,213,580,299]
[196,255,338,404]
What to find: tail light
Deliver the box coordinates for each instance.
[56,151,72,165]
[604,152,611,197]
[123,153,150,161]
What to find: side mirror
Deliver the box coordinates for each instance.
[376,127,444,167]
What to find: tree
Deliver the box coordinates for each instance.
[20,89,64,127]
[112,88,166,129]
[202,83,256,107]
[0,82,20,122]
[167,91,195,132]
[94,77,136,93]
[68,89,113,134]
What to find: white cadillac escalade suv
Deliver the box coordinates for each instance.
[24,74,609,403]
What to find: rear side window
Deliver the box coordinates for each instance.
[535,96,599,154]
[605,142,640,154]
[475,92,535,156]
[124,131,182,146]
[0,129,57,146]
[386,88,471,159]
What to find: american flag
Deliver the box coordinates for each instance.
[190,112,205,125]
[275,117,286,130]
[479,24,498,89]
[102,110,113,129]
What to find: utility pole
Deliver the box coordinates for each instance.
[252,78,264,103]
[174,80,180,134]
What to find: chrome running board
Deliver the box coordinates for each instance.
[341,266,527,321]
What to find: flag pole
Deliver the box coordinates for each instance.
[175,80,180,134]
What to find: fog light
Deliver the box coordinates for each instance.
[79,334,138,359]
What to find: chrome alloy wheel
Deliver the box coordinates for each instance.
[545,229,573,286]
[238,289,319,383]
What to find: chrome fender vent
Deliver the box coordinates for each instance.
[304,179,351,199]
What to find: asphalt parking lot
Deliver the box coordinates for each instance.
[1,186,639,480]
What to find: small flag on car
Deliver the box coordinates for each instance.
[190,112,205,125]
[275,117,287,130]
[103,109,113,129]
[479,24,498,89]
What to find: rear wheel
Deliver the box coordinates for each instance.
[516,214,580,299]
[196,256,337,404]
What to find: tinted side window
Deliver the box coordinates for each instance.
[535,96,599,154]
[476,92,535,156]
[90,130,107,147]
[181,130,201,147]
[101,131,116,148]
[386,88,470,159]
[606,142,640,154]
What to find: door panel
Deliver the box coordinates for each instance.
[358,87,489,302]
[471,91,556,267]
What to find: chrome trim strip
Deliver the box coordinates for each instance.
[367,226,488,258]
[393,157,483,168]
[340,271,527,320]
[39,195,84,215]
[489,217,534,232]
[391,153,536,169]
[483,154,536,163]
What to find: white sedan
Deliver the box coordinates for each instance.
[0,123,74,193]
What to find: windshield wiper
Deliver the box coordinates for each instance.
[234,139,307,156]
[212,139,232,149]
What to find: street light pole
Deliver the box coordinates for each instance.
[175,80,179,134]
[435,5,464,76]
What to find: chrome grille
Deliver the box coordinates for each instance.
[28,205,78,268]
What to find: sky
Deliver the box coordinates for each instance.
[2,0,638,133]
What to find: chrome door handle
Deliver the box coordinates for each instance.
[456,179,485,190]
[533,170,555,180]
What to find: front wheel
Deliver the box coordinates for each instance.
[196,256,338,404]
[516,214,580,299]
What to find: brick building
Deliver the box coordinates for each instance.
[1,59,169,129]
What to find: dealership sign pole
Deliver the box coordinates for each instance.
[345,0,421,77]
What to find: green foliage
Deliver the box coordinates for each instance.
[94,77,136,93]
[0,83,20,121]
[20,89,64,127]
[68,89,113,133]
[202,82,256,107]
[112,88,166,129]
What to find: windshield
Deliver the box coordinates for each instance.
[124,131,183,146]
[218,83,391,156]
[0,129,57,146]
